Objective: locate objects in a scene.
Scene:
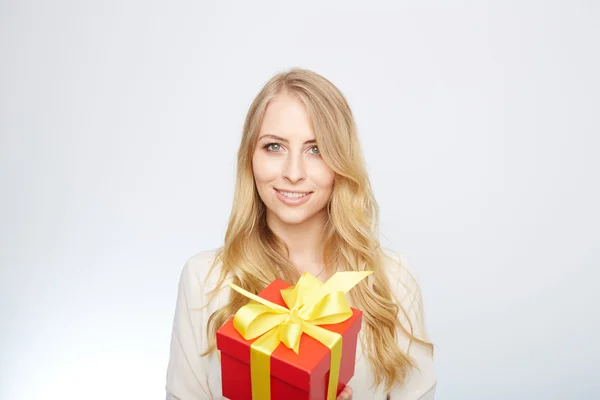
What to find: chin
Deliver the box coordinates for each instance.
[273,211,311,226]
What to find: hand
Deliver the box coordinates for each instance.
[337,385,352,400]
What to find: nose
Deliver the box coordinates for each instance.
[282,152,306,184]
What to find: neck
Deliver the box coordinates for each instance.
[266,209,329,275]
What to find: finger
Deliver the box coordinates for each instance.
[337,386,353,400]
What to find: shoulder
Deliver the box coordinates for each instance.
[379,247,430,341]
[177,248,224,306]
[379,247,422,301]
[182,248,220,276]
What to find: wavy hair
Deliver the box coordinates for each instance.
[201,68,434,392]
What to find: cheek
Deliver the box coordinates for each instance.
[312,165,335,191]
[252,152,274,185]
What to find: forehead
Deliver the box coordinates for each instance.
[259,93,315,141]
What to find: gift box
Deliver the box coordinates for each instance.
[216,272,369,400]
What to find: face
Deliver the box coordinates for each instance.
[252,92,335,227]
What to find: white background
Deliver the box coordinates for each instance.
[1,1,599,399]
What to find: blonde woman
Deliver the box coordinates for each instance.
[165,69,436,399]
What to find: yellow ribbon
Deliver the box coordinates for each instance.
[229,271,372,400]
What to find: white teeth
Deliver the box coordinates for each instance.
[278,190,309,199]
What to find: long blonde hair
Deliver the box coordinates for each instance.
[202,68,433,392]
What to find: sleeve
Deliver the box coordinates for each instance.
[385,251,437,400]
[165,259,213,399]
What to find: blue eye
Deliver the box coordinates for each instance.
[264,143,282,152]
[310,145,321,155]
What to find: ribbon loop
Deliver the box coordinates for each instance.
[233,303,288,340]
[299,291,353,325]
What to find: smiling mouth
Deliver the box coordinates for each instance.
[274,188,313,199]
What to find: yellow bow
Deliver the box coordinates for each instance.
[229,270,372,400]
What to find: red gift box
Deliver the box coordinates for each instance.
[216,279,363,400]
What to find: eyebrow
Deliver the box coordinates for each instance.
[258,134,316,145]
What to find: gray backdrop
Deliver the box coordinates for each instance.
[1,1,598,399]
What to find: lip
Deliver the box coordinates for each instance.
[274,188,313,206]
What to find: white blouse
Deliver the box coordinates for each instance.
[165,248,436,399]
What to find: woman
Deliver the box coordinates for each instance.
[165,68,436,399]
